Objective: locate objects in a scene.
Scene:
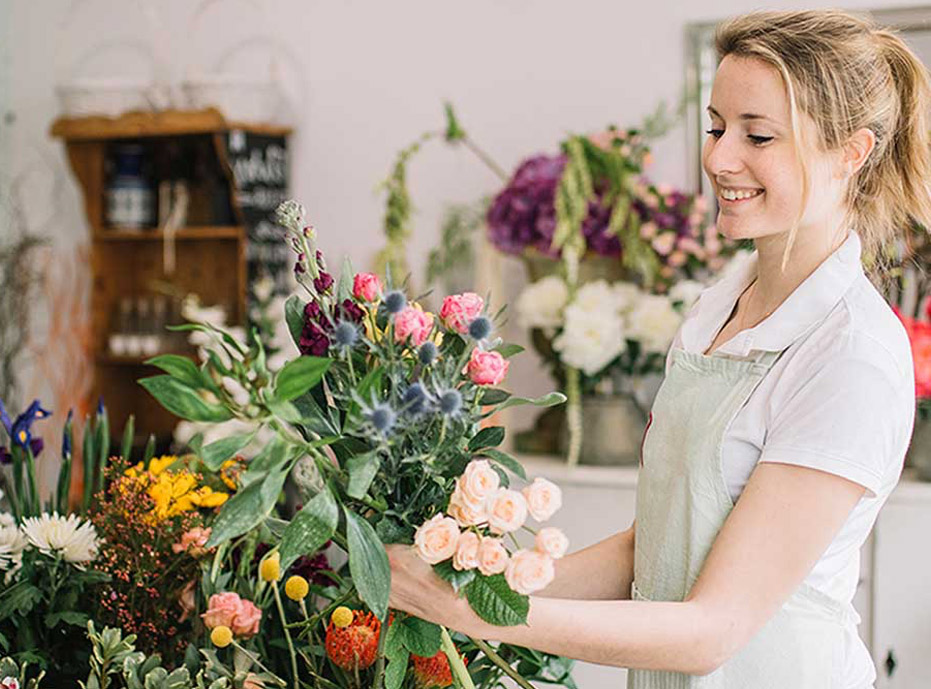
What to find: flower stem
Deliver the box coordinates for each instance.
[468,636,538,689]
[372,611,390,689]
[272,581,300,689]
[231,640,285,686]
[440,626,475,689]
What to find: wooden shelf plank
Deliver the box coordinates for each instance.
[50,107,292,140]
[95,352,195,366]
[94,226,244,241]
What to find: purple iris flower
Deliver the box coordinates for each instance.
[8,400,51,449]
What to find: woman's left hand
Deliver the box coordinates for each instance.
[386,544,486,636]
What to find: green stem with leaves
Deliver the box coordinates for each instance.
[441,626,475,689]
[468,637,537,689]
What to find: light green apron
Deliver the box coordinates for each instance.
[629,347,861,688]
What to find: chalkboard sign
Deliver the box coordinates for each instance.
[223,129,292,310]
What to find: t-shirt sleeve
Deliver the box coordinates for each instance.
[758,353,909,498]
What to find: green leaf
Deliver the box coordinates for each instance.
[199,432,256,471]
[274,356,332,402]
[248,436,290,473]
[337,257,354,303]
[138,376,233,422]
[144,354,205,388]
[468,426,505,452]
[479,388,510,405]
[285,295,305,349]
[280,485,338,571]
[433,560,476,594]
[492,343,524,359]
[0,581,41,621]
[346,452,379,499]
[205,465,289,548]
[497,391,566,412]
[384,623,409,689]
[478,449,526,480]
[398,617,442,657]
[343,507,390,620]
[464,574,529,627]
[44,611,88,628]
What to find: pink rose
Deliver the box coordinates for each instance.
[440,293,484,334]
[668,250,687,267]
[201,592,262,638]
[1,678,20,689]
[353,272,382,302]
[505,549,555,595]
[477,537,509,576]
[414,513,460,565]
[452,531,481,571]
[447,490,487,527]
[535,527,569,560]
[651,232,676,256]
[485,488,528,535]
[522,478,562,522]
[172,526,212,556]
[394,306,435,346]
[466,349,509,386]
[456,460,500,508]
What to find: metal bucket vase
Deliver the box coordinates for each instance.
[521,249,631,284]
[559,393,647,465]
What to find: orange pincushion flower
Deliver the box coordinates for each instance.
[411,649,468,688]
[324,610,382,671]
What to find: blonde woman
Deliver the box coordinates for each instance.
[387,10,928,687]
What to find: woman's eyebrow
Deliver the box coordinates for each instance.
[706,105,779,124]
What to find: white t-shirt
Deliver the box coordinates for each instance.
[664,229,915,688]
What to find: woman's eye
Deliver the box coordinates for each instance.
[748,134,774,146]
[705,128,724,139]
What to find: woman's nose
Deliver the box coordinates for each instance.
[703,131,743,179]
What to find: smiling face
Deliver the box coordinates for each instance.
[702,54,847,243]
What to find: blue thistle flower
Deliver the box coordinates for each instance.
[366,403,397,435]
[468,316,492,341]
[383,290,407,314]
[438,389,463,416]
[418,342,438,365]
[402,383,428,415]
[332,321,359,349]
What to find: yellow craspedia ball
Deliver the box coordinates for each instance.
[260,551,281,582]
[331,606,354,628]
[285,575,310,601]
[210,625,233,648]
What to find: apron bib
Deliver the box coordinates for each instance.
[628,347,859,689]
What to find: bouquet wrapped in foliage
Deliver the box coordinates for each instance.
[134,198,573,688]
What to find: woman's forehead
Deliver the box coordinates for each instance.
[709,54,791,125]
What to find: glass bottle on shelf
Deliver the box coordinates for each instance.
[108,297,133,356]
[106,143,156,230]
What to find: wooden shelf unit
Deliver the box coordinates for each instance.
[51,108,292,443]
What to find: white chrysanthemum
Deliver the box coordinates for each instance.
[0,513,27,574]
[516,276,569,329]
[20,513,99,564]
[573,280,616,315]
[668,280,706,312]
[612,282,643,314]
[553,304,626,376]
[625,294,683,353]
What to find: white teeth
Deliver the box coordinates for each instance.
[721,188,763,201]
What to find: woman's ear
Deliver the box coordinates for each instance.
[839,127,877,179]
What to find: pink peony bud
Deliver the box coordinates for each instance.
[353,272,382,302]
[466,349,509,386]
[440,293,484,334]
[394,306,435,346]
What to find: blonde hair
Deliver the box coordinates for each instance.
[714,10,931,283]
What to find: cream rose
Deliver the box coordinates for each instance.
[485,488,528,535]
[505,549,556,595]
[457,460,500,508]
[535,527,569,560]
[522,478,562,522]
[477,537,509,576]
[414,513,460,565]
[452,531,481,571]
[447,489,488,527]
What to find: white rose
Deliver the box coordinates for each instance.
[552,304,626,376]
[668,280,706,312]
[505,549,555,595]
[613,282,643,314]
[522,478,562,522]
[414,513,460,565]
[516,276,569,329]
[456,460,500,508]
[485,489,528,535]
[452,531,481,571]
[625,294,683,353]
[447,490,488,527]
[477,537,510,576]
[535,527,569,559]
[573,280,616,315]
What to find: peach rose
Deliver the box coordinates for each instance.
[452,531,481,571]
[440,293,484,334]
[477,537,509,576]
[522,478,562,522]
[201,592,262,638]
[394,306,435,346]
[535,527,569,560]
[485,488,528,535]
[457,460,500,508]
[353,272,382,302]
[466,349,509,386]
[414,513,460,565]
[172,526,212,556]
[447,490,487,527]
[505,549,555,595]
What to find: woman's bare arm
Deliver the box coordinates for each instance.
[535,522,636,600]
